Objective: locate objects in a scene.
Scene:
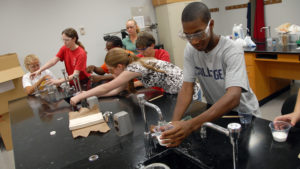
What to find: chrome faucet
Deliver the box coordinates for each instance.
[137,93,164,132]
[73,74,88,108]
[137,93,165,158]
[201,122,241,169]
[61,69,73,97]
[260,26,271,38]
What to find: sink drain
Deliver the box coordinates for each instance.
[88,154,99,162]
[142,163,170,169]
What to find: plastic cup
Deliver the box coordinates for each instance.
[237,111,253,125]
[153,123,173,146]
[156,134,170,146]
[269,121,291,142]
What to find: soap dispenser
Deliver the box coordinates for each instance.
[261,26,272,47]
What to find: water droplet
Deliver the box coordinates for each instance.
[50,131,56,135]
[57,117,63,121]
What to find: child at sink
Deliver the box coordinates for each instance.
[70,48,201,105]
[22,54,56,95]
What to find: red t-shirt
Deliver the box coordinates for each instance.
[56,46,90,81]
[137,49,170,62]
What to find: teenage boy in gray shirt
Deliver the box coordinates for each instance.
[161,2,259,147]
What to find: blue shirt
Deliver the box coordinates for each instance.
[122,36,138,55]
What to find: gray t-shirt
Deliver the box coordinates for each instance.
[183,36,260,115]
[126,58,200,99]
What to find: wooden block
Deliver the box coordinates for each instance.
[69,113,104,130]
[71,123,110,138]
[0,112,13,150]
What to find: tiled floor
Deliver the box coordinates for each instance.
[0,82,299,169]
[259,81,300,121]
[0,139,15,169]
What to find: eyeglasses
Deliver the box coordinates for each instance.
[136,46,149,52]
[28,63,40,69]
[178,20,211,41]
[62,38,72,42]
[126,26,135,30]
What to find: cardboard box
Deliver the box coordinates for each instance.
[0,113,13,150]
[0,53,26,150]
[0,53,26,115]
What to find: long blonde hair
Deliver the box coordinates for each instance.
[105,48,164,92]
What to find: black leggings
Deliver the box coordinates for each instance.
[281,94,300,127]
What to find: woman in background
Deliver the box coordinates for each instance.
[122,19,140,55]
[22,54,56,95]
[70,48,200,105]
[30,28,90,86]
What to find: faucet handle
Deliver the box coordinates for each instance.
[227,123,241,133]
[137,93,145,99]
[137,93,145,105]
[227,123,241,141]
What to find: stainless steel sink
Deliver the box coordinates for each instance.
[143,148,212,169]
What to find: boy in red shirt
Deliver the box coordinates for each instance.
[136,32,170,62]
[136,32,171,91]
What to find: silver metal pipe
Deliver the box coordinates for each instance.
[137,93,165,158]
[72,78,79,93]
[74,74,82,92]
[201,122,229,138]
[227,123,241,169]
[61,69,68,86]
[137,94,149,133]
[144,101,164,122]
[260,26,271,38]
[201,122,241,169]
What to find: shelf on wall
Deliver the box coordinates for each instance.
[210,8,219,13]
[225,0,282,11]
[152,0,193,7]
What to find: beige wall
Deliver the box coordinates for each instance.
[155,1,193,68]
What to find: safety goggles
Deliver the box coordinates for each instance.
[178,20,211,41]
[136,46,149,52]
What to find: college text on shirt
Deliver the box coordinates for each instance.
[195,66,224,80]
